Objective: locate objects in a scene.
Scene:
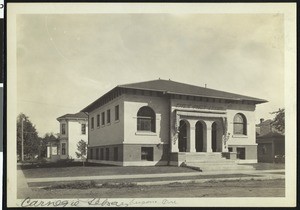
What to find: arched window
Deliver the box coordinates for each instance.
[233,113,247,135]
[137,106,156,132]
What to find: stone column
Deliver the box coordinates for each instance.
[187,120,196,152]
[171,113,179,153]
[204,121,213,152]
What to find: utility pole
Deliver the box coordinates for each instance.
[21,118,24,161]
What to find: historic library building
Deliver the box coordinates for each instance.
[82,79,267,167]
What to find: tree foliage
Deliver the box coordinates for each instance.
[75,139,87,166]
[17,113,40,160]
[270,108,285,133]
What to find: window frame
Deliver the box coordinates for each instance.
[115,105,119,121]
[81,123,86,134]
[137,106,156,133]
[61,124,66,135]
[233,113,247,135]
[91,117,94,130]
[96,114,100,127]
[141,147,154,161]
[101,112,105,126]
[107,109,111,124]
[61,143,66,155]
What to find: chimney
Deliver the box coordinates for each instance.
[205,84,207,88]
[260,118,264,123]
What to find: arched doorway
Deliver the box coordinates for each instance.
[195,121,204,152]
[178,120,188,152]
[212,122,217,152]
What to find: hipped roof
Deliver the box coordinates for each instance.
[82,79,267,112]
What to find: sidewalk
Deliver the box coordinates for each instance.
[17,168,32,198]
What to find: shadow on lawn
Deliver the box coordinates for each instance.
[19,160,115,170]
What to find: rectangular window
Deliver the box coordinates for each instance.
[234,124,244,135]
[96,148,99,160]
[115,105,119,121]
[61,143,66,155]
[137,117,152,131]
[237,148,246,160]
[100,148,104,160]
[105,148,109,160]
[228,147,233,152]
[97,114,100,127]
[101,112,105,125]
[91,117,94,129]
[141,147,154,161]
[90,148,93,159]
[81,124,86,134]
[114,147,118,161]
[61,124,66,135]
[107,109,111,124]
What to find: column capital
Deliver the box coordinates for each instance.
[203,120,214,127]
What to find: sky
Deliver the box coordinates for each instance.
[16,13,284,137]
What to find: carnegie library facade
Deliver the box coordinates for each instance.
[82,79,267,167]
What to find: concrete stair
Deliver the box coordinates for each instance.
[180,153,255,172]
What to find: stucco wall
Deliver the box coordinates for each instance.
[88,96,125,147]
[123,94,170,145]
[226,107,256,146]
[68,120,88,159]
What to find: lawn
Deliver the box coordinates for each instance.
[27,173,263,188]
[240,163,285,170]
[27,179,285,199]
[20,164,196,179]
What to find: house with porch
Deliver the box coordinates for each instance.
[81,79,267,170]
[47,112,88,161]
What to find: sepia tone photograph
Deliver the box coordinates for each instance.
[6,3,296,207]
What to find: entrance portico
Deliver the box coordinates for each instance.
[171,110,228,154]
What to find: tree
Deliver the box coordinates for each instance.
[270,108,285,133]
[75,139,87,166]
[17,113,40,161]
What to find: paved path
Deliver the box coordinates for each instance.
[17,168,32,198]
[25,169,285,184]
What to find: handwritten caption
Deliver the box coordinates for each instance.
[21,197,177,207]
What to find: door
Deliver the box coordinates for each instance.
[195,121,204,152]
[178,120,187,152]
[212,122,217,152]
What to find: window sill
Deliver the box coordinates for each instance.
[135,132,157,136]
[114,120,120,123]
[232,134,248,138]
[106,123,111,126]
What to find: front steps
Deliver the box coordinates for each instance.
[176,153,255,172]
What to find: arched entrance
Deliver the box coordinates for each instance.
[178,120,188,152]
[195,121,204,152]
[212,122,217,152]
